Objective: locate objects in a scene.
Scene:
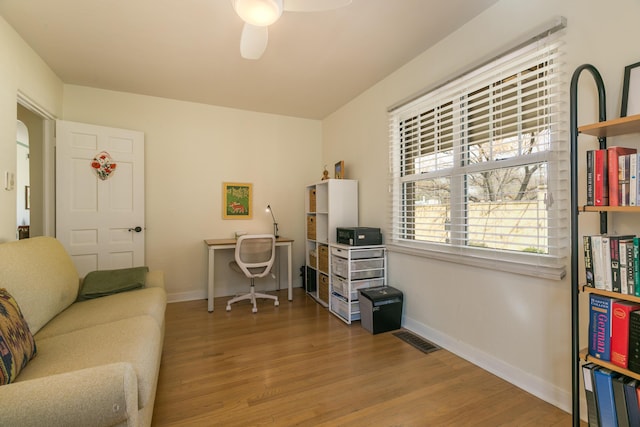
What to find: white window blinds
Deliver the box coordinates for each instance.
[388,24,567,279]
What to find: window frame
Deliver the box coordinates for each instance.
[387,26,567,280]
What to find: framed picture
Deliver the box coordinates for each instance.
[222,182,252,219]
[334,161,344,179]
[621,61,640,117]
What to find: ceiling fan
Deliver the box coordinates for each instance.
[232,0,353,60]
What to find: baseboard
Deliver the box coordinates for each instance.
[402,315,576,418]
[167,290,206,303]
[166,286,298,304]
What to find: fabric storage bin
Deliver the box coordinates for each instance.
[309,188,316,212]
[319,274,329,302]
[307,215,316,240]
[318,245,329,272]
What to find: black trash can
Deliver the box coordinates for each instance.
[359,286,403,334]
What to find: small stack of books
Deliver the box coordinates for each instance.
[584,235,639,295]
[587,146,638,206]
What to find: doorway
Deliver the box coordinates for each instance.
[16,96,55,238]
[16,119,29,238]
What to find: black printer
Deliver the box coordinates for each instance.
[336,227,382,246]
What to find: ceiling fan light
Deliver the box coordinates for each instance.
[233,0,283,26]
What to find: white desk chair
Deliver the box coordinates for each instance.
[226,234,279,313]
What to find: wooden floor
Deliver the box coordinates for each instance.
[152,288,573,426]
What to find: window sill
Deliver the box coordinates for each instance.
[386,242,566,281]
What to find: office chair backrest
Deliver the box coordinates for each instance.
[234,234,276,279]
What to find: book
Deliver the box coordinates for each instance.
[594,149,609,206]
[620,154,633,206]
[611,236,636,293]
[608,147,637,206]
[613,374,631,427]
[584,235,595,287]
[602,235,613,291]
[593,368,619,426]
[624,378,640,427]
[620,239,630,295]
[611,236,623,293]
[620,239,636,295]
[611,300,640,369]
[633,237,640,296]
[582,363,601,427]
[589,294,614,361]
[620,154,628,206]
[593,235,606,290]
[630,153,638,206]
[587,149,595,206]
[629,310,640,374]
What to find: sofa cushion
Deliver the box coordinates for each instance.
[78,266,149,301]
[0,288,37,385]
[35,287,166,340]
[0,237,79,335]
[17,315,162,409]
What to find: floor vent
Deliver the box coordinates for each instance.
[393,331,440,355]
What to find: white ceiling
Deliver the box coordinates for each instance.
[0,0,498,119]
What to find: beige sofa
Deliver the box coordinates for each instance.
[0,236,166,427]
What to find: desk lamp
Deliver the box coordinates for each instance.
[266,204,279,238]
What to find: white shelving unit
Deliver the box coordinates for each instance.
[329,243,387,324]
[305,180,358,306]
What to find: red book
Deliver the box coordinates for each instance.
[608,146,637,206]
[594,149,608,206]
[611,300,640,368]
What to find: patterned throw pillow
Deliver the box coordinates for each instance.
[0,288,37,385]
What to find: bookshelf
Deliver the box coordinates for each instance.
[305,179,358,306]
[579,113,640,137]
[570,64,640,425]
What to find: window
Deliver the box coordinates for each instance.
[388,27,567,279]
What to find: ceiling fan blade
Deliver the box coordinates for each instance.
[240,23,269,60]
[283,0,352,12]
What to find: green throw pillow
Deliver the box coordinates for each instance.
[78,266,149,301]
[0,288,37,385]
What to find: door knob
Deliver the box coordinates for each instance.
[128,226,143,232]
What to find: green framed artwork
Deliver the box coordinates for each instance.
[223,182,252,219]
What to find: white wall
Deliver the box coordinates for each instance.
[62,85,322,300]
[322,0,640,416]
[0,16,62,242]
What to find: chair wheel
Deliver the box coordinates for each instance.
[274,300,279,307]
[226,305,231,311]
[252,307,258,313]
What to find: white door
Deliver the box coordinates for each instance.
[56,120,145,277]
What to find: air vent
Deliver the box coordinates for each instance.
[393,331,440,354]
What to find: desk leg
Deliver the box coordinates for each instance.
[287,242,292,301]
[208,247,215,312]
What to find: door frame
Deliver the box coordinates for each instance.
[17,91,56,237]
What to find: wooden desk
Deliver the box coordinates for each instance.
[204,237,294,312]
